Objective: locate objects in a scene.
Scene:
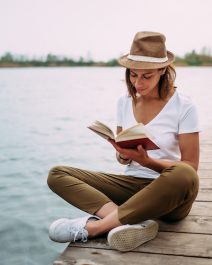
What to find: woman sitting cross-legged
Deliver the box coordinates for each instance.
[47,31,200,252]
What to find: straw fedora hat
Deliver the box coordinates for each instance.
[118,31,175,69]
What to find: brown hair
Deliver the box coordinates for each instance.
[125,64,176,104]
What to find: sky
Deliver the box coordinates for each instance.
[0,0,212,60]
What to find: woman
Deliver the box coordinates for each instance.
[47,31,200,252]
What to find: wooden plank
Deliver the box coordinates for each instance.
[198,163,212,170]
[190,201,212,216]
[197,177,212,201]
[69,232,212,258]
[198,170,211,178]
[196,189,212,201]
[136,232,212,258]
[199,178,212,186]
[158,216,212,234]
[200,149,212,154]
[54,247,212,265]
[200,157,212,162]
[199,139,212,145]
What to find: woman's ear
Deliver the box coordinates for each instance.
[159,67,167,75]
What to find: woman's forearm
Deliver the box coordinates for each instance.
[144,158,197,173]
[144,158,177,173]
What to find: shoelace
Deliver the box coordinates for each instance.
[69,227,88,242]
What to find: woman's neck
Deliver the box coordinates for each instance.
[135,87,175,104]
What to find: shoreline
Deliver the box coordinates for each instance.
[0,63,212,68]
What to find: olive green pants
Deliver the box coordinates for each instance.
[47,163,199,224]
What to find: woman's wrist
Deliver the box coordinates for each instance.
[119,154,130,161]
[116,152,131,164]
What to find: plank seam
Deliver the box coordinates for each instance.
[69,246,212,259]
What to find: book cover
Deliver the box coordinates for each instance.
[115,137,159,150]
[88,120,159,150]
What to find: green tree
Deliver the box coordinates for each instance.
[184,50,202,66]
[1,52,14,62]
[106,59,118,66]
[46,53,59,62]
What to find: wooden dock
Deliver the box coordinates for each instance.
[53,129,212,265]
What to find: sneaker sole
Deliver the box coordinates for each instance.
[107,221,159,252]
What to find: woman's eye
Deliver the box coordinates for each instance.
[143,75,152,79]
[130,73,137,77]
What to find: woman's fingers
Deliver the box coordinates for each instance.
[108,140,147,160]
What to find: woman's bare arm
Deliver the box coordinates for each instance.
[111,131,199,172]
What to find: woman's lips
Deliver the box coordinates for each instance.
[136,87,146,92]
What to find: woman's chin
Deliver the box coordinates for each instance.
[136,89,148,95]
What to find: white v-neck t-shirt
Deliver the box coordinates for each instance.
[116,91,200,179]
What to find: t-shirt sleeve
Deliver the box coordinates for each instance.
[116,97,123,127]
[178,103,201,134]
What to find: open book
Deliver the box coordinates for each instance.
[88,120,159,150]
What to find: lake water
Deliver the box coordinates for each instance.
[0,67,212,265]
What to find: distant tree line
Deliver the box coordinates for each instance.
[176,47,212,66]
[0,52,118,67]
[0,49,212,67]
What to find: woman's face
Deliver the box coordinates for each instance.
[129,68,164,97]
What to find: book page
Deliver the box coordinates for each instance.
[116,123,147,141]
[88,120,115,140]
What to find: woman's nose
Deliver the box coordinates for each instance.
[135,76,144,86]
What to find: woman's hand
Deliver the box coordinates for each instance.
[108,139,151,167]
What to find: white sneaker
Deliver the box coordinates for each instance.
[107,220,159,252]
[49,215,100,243]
